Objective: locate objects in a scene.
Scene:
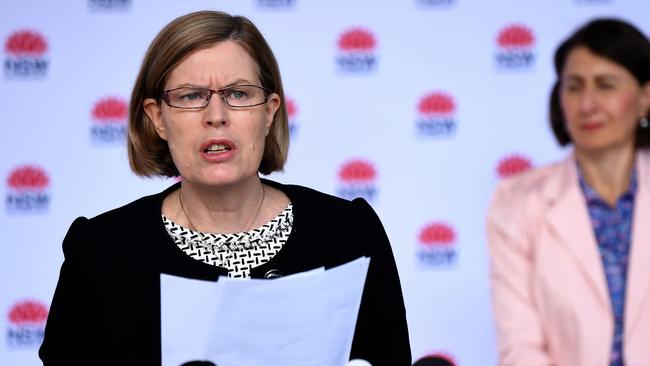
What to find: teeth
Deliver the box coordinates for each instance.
[206,144,229,153]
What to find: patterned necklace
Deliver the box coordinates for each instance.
[178,185,266,233]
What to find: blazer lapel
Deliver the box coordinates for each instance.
[544,156,611,311]
[625,151,650,336]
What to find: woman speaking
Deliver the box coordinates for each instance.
[487,19,650,366]
[39,10,410,366]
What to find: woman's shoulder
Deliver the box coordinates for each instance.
[264,179,376,227]
[84,184,175,229]
[488,157,576,224]
[494,158,569,200]
[264,179,354,209]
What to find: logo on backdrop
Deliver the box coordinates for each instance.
[255,0,295,8]
[6,299,48,348]
[413,352,458,366]
[416,91,457,137]
[90,96,128,144]
[417,0,456,7]
[336,28,378,73]
[417,222,458,267]
[496,153,533,178]
[6,165,50,213]
[4,29,49,78]
[576,0,612,3]
[286,97,299,138]
[88,0,132,10]
[336,159,378,202]
[495,24,536,70]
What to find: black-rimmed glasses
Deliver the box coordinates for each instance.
[160,84,271,109]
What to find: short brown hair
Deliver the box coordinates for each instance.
[128,10,289,177]
[549,18,650,148]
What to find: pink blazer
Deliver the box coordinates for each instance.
[487,151,650,366]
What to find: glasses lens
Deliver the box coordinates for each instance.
[222,85,267,107]
[168,88,210,108]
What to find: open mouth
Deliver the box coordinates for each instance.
[204,143,231,154]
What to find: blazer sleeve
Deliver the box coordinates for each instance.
[39,217,99,364]
[350,198,412,366]
[486,183,554,366]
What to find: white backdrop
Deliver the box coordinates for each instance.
[2,0,649,365]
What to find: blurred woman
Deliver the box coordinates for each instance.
[39,10,410,366]
[487,18,650,366]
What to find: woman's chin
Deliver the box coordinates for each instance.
[573,139,635,156]
[181,173,257,189]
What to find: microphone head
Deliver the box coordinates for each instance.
[413,355,455,366]
[346,360,372,366]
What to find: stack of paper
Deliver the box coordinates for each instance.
[161,257,370,366]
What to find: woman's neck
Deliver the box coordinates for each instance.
[172,176,267,234]
[575,144,636,206]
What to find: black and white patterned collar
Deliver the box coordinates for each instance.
[163,203,293,249]
[162,203,294,278]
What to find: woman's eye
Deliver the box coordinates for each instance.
[226,89,249,99]
[564,84,580,92]
[181,91,202,100]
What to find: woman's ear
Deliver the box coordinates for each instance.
[640,81,650,116]
[143,98,167,140]
[264,93,281,130]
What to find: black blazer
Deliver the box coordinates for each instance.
[39,180,411,365]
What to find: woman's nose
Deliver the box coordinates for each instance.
[578,88,598,114]
[204,93,228,127]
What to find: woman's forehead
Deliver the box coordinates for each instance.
[167,41,260,86]
[562,47,633,79]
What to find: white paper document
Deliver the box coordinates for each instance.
[160,257,370,366]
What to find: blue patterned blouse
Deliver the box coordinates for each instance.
[578,167,637,366]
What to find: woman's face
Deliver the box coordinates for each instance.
[144,41,280,188]
[559,46,650,155]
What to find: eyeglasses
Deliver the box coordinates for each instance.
[160,84,272,109]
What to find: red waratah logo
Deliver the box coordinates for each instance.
[286,98,298,119]
[5,30,48,56]
[92,97,128,123]
[336,159,378,201]
[418,92,456,117]
[497,154,533,178]
[90,96,129,143]
[497,24,535,48]
[419,222,456,246]
[336,27,378,72]
[338,28,376,52]
[7,165,49,191]
[416,91,458,136]
[339,160,377,183]
[8,300,48,326]
[417,221,458,266]
[286,97,299,137]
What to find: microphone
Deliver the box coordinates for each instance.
[413,355,455,366]
[346,360,372,366]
